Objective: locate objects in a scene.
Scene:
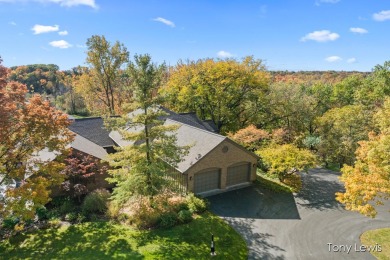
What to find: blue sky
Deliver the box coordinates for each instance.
[0,0,389,71]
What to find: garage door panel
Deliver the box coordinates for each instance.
[194,169,220,194]
[227,163,250,187]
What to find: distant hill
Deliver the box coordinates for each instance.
[270,71,370,85]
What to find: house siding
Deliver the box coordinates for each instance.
[185,139,257,194]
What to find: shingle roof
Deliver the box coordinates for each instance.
[71,134,108,160]
[159,107,216,132]
[170,119,226,172]
[110,113,226,173]
[178,112,218,132]
[69,117,115,147]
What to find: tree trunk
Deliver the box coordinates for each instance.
[144,106,153,200]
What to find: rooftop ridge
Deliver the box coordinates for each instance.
[166,118,226,140]
[178,112,197,115]
[72,117,103,121]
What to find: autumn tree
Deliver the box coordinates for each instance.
[256,144,318,190]
[8,64,63,96]
[355,61,390,107]
[228,125,269,151]
[330,75,363,107]
[265,82,332,145]
[61,150,108,202]
[336,97,390,217]
[316,105,372,166]
[55,68,89,115]
[106,54,188,204]
[161,56,270,133]
[77,35,129,115]
[0,59,73,220]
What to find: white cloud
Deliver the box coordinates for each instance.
[49,40,72,48]
[325,56,342,62]
[58,30,68,35]
[9,21,17,26]
[50,0,97,8]
[76,44,86,48]
[373,10,390,21]
[153,17,175,27]
[217,50,234,58]
[32,24,59,34]
[350,27,368,34]
[347,58,357,63]
[301,30,339,42]
[0,0,97,9]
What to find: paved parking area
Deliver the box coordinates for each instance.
[208,168,390,260]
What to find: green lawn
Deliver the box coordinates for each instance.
[360,228,390,260]
[0,212,247,260]
[256,170,293,193]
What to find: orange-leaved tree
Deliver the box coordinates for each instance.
[228,125,269,151]
[0,58,74,221]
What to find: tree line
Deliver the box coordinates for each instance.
[2,34,389,219]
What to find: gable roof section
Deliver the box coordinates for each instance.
[109,116,226,173]
[159,107,215,132]
[169,119,226,173]
[71,133,108,160]
[69,117,115,147]
[200,119,218,132]
[31,132,109,163]
[178,112,218,132]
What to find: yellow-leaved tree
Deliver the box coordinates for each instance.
[336,98,390,217]
[161,56,270,133]
[256,144,318,191]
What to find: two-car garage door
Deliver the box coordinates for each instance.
[193,162,251,194]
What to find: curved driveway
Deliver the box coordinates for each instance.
[208,168,390,260]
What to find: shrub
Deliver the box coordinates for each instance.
[58,198,78,215]
[178,209,193,223]
[76,213,87,223]
[47,219,61,228]
[35,206,49,221]
[106,201,121,219]
[282,174,302,192]
[2,216,19,230]
[167,195,188,212]
[89,214,101,222]
[64,212,78,222]
[82,189,110,215]
[14,223,25,232]
[128,198,160,229]
[186,193,208,213]
[159,212,177,228]
[46,209,61,219]
[50,196,68,207]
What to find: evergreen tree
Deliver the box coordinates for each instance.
[106,54,188,205]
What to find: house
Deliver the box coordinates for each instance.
[68,108,258,196]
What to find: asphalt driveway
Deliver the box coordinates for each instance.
[208,168,390,260]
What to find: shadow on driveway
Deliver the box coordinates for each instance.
[208,184,300,219]
[296,168,344,211]
[227,218,286,260]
